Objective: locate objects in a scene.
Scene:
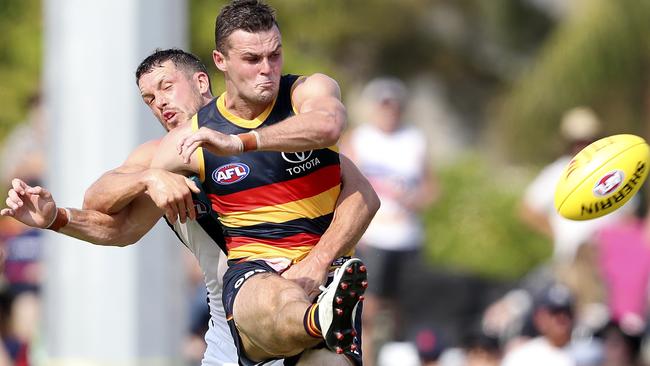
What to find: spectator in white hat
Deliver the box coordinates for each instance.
[519,106,620,267]
[344,77,439,366]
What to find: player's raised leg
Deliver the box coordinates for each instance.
[228,259,367,362]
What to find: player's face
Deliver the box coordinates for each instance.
[214,26,283,106]
[138,60,204,131]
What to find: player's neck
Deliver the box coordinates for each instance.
[222,91,270,121]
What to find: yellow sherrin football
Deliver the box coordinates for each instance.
[554,134,649,220]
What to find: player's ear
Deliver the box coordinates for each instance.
[213,50,227,72]
[195,72,210,94]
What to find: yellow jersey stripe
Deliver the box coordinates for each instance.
[290,75,307,115]
[190,115,206,182]
[219,185,340,228]
[216,92,276,129]
[228,244,313,262]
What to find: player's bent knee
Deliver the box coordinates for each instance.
[297,348,354,366]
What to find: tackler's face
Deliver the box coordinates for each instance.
[138,60,204,131]
[214,25,283,106]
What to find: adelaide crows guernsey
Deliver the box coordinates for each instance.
[193,74,341,263]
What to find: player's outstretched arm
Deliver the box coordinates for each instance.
[176,73,346,161]
[83,140,160,213]
[84,140,200,224]
[2,178,162,246]
[282,154,380,298]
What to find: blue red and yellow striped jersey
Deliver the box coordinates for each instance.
[194,74,341,262]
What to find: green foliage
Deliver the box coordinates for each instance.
[475,0,552,52]
[189,0,225,92]
[423,153,551,279]
[493,0,650,163]
[189,0,437,87]
[0,0,42,141]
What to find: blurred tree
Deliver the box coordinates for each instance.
[189,0,550,91]
[492,0,650,163]
[190,0,436,86]
[0,0,42,142]
[423,154,550,279]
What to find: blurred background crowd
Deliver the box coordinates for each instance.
[3,0,650,365]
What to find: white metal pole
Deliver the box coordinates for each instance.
[43,1,188,365]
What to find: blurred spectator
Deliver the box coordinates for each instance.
[463,331,502,366]
[518,106,633,327]
[560,236,608,334]
[593,205,650,328]
[0,92,46,366]
[0,91,46,293]
[376,341,421,366]
[344,77,438,366]
[0,223,43,291]
[481,265,555,346]
[500,283,576,366]
[519,106,609,268]
[0,290,25,366]
[415,327,446,366]
[596,321,644,366]
[0,224,37,366]
[0,93,46,186]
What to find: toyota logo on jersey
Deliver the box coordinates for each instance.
[593,170,624,197]
[282,150,313,163]
[212,163,250,185]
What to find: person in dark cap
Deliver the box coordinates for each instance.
[501,284,577,366]
[415,328,445,365]
[534,284,575,345]
[463,330,501,366]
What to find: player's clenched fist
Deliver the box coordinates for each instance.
[177,127,244,163]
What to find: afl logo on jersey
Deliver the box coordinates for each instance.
[212,163,250,185]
